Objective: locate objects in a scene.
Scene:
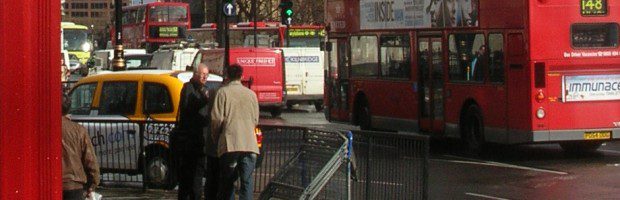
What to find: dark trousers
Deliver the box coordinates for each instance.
[204,155,220,200]
[217,152,257,200]
[177,154,205,200]
[63,189,84,200]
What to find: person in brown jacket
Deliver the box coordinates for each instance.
[211,64,260,200]
[62,93,100,200]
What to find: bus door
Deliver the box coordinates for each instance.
[325,37,349,121]
[418,36,445,133]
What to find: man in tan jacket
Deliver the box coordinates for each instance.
[211,64,260,200]
[62,93,100,200]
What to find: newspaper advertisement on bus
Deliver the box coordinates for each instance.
[360,0,479,29]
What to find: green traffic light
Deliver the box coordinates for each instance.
[285,8,293,16]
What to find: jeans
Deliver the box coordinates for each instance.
[177,154,205,200]
[204,156,219,200]
[217,152,257,200]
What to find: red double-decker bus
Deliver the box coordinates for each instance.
[324,0,620,151]
[117,2,190,52]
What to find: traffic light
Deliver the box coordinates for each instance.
[279,0,293,25]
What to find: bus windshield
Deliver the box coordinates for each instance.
[149,6,187,22]
[63,29,88,51]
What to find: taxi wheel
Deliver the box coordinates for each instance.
[560,141,603,153]
[144,151,176,190]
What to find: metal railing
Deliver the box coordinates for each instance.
[258,126,349,200]
[68,119,429,199]
[71,118,175,189]
[349,130,429,200]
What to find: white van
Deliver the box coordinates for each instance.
[150,46,199,71]
[280,47,325,111]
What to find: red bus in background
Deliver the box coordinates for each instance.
[187,22,327,110]
[324,0,620,152]
[115,2,190,52]
[191,47,287,117]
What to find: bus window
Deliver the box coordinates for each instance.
[448,33,485,82]
[350,35,378,77]
[488,33,504,83]
[380,35,411,79]
[149,6,187,22]
[571,23,619,48]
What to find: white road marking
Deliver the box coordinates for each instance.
[465,192,510,200]
[432,155,568,175]
[598,149,620,154]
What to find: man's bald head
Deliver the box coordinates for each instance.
[193,63,209,84]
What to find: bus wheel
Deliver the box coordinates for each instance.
[358,100,372,130]
[560,141,603,153]
[463,105,484,153]
[144,151,176,190]
[270,108,282,117]
[314,101,324,112]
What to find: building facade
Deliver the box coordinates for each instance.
[62,0,130,49]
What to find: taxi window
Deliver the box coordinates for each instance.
[143,82,173,114]
[99,82,138,115]
[69,83,97,115]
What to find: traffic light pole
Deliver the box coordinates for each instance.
[224,16,229,69]
[286,23,290,47]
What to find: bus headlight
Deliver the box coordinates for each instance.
[81,42,92,52]
[536,107,546,119]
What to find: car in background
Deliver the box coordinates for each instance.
[125,54,153,69]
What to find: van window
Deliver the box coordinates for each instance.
[143,82,173,114]
[99,82,138,115]
[69,83,97,115]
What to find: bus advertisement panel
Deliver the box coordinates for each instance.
[324,0,620,152]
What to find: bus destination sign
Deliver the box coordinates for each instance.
[159,26,179,37]
[580,0,607,16]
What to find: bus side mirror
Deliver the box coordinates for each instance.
[320,42,332,52]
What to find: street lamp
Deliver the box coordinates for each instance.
[112,0,125,71]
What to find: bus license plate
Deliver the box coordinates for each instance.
[584,131,611,140]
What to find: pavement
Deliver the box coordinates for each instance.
[98,187,177,200]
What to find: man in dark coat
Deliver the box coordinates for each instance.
[175,63,218,200]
